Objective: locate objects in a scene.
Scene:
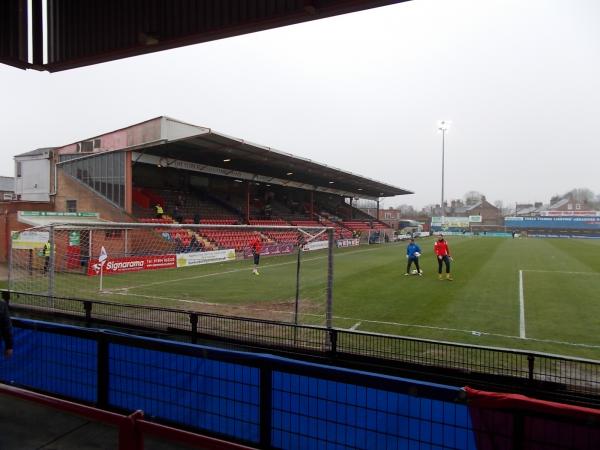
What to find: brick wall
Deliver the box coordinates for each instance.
[0,201,54,262]
[468,201,503,225]
[54,169,133,222]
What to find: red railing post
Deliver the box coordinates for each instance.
[118,410,144,450]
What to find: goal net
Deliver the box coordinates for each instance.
[9,222,333,326]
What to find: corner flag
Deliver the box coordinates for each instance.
[99,246,108,263]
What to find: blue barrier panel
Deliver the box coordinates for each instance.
[108,344,261,443]
[505,217,600,230]
[271,371,475,450]
[2,319,480,449]
[0,325,97,403]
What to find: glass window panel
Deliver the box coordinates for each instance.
[94,157,101,192]
[120,182,125,207]
[107,172,113,203]
[100,155,107,197]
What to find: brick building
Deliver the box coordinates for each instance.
[449,197,502,226]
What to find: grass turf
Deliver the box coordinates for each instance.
[10,236,600,360]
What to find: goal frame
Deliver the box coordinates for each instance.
[9,222,336,328]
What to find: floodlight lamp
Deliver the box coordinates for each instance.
[437,120,451,132]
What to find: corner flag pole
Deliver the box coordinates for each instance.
[98,246,107,292]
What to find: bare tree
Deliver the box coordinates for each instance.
[421,204,437,217]
[464,191,484,206]
[398,204,416,216]
[566,188,595,204]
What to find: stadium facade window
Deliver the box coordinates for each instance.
[105,230,122,239]
[61,151,125,208]
[16,161,22,177]
[66,200,77,212]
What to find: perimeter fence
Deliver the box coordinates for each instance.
[2,318,600,450]
[4,290,600,404]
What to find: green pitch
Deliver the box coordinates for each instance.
[12,236,600,360]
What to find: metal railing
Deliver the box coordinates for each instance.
[3,318,600,450]
[4,289,600,402]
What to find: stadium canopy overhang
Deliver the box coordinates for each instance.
[54,116,411,201]
[131,126,411,201]
[1,0,411,73]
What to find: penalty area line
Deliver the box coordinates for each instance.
[519,270,526,339]
[335,315,600,350]
[521,269,600,275]
[104,246,384,293]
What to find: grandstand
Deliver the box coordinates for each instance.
[28,116,409,259]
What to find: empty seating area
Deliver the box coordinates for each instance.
[138,218,174,224]
[132,184,395,250]
[372,222,390,230]
[249,220,297,244]
[342,221,375,233]
[320,218,353,239]
[201,230,255,251]
[133,187,241,222]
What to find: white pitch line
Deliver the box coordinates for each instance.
[522,269,600,275]
[111,291,222,306]
[349,321,362,331]
[519,270,526,339]
[105,246,383,293]
[108,292,600,349]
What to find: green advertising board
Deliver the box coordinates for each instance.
[20,211,98,217]
[68,231,80,246]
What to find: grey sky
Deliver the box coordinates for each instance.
[2,0,599,210]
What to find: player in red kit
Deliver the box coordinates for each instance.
[434,234,453,281]
[249,233,262,275]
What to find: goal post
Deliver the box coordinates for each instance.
[9,222,335,327]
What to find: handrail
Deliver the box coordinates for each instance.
[0,383,256,450]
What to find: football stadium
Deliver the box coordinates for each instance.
[2,2,600,450]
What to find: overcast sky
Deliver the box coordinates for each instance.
[2,0,599,210]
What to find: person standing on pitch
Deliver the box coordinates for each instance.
[434,234,453,280]
[249,233,262,275]
[405,238,422,276]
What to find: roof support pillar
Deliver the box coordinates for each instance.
[246,182,250,223]
[310,191,314,219]
[377,199,380,222]
[125,152,132,214]
[31,0,43,66]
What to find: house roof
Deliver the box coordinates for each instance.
[14,147,55,158]
[547,198,570,210]
[516,206,540,215]
[452,201,482,214]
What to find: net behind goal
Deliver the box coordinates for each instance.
[9,222,334,326]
